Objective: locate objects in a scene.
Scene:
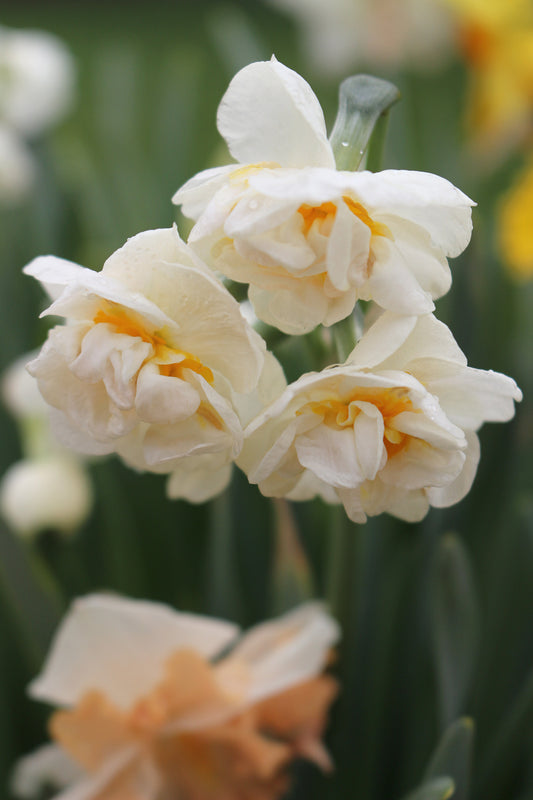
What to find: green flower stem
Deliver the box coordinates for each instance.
[329,74,400,172]
[326,505,354,620]
[271,499,313,615]
[331,311,360,363]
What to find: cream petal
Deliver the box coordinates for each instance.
[172,164,242,219]
[326,202,371,292]
[381,439,466,490]
[295,425,364,488]
[423,367,523,430]
[30,330,138,442]
[23,255,92,302]
[109,256,265,394]
[286,470,340,504]
[134,364,200,425]
[225,192,301,238]
[385,313,468,370]
[40,271,172,333]
[352,402,386,480]
[225,602,340,703]
[346,312,418,368]
[244,417,303,485]
[49,410,115,456]
[29,594,240,708]
[248,282,328,335]
[339,480,431,523]
[217,58,335,168]
[365,237,435,315]
[236,228,315,272]
[390,408,465,449]
[141,416,234,466]
[11,744,83,798]
[342,169,475,257]
[427,431,481,507]
[386,218,452,299]
[166,456,233,503]
[71,325,152,410]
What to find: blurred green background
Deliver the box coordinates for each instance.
[0,2,532,799]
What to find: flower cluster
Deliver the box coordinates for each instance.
[26,57,521,522]
[13,595,339,800]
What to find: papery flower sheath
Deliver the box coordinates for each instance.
[13,594,339,800]
[173,58,474,334]
[25,227,284,502]
[239,312,522,522]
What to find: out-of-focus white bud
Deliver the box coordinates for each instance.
[0,26,75,136]
[0,455,92,538]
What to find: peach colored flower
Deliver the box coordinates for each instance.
[13,595,339,800]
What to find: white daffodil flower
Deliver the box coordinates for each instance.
[239,312,522,523]
[13,594,339,800]
[25,227,278,503]
[173,58,474,335]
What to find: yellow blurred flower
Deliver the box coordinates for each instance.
[446,0,533,152]
[498,156,533,279]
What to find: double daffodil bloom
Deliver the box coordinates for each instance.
[174,58,474,335]
[13,595,339,800]
[239,312,522,522]
[25,227,284,502]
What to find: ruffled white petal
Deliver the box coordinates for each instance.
[217,58,335,169]
[29,594,240,708]
[11,744,82,798]
[166,455,233,503]
[224,602,340,703]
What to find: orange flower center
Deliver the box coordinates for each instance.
[298,196,392,240]
[302,386,417,458]
[93,306,214,384]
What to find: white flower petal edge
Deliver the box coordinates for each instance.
[221,602,340,704]
[239,312,522,522]
[11,744,83,799]
[24,227,279,502]
[173,58,474,334]
[217,56,335,169]
[29,594,241,710]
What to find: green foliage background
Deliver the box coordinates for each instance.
[0,2,532,799]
